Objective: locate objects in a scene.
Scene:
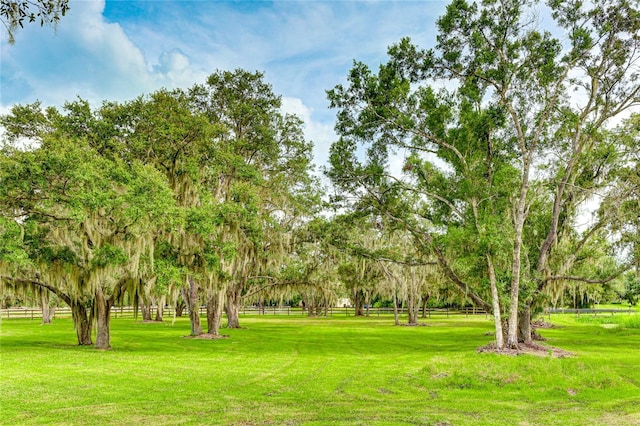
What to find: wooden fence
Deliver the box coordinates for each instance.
[2,305,634,321]
[0,305,490,320]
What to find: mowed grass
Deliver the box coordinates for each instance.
[1,313,640,425]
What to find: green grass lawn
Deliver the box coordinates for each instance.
[1,314,639,425]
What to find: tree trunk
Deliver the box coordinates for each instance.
[323,295,329,317]
[407,268,419,325]
[40,291,55,324]
[155,295,166,322]
[506,156,531,349]
[301,294,309,316]
[182,277,202,336]
[206,289,226,335]
[408,306,418,325]
[94,287,112,350]
[487,254,505,350]
[225,284,242,328]
[421,295,430,319]
[354,290,364,316]
[365,291,371,317]
[175,299,185,317]
[393,290,399,326]
[140,298,152,321]
[70,300,92,346]
[518,305,532,345]
[407,290,419,325]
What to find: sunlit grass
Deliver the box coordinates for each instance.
[1,314,639,425]
[574,312,640,329]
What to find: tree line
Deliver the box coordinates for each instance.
[1,0,639,352]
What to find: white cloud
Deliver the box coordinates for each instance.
[1,1,151,106]
[0,1,209,108]
[281,97,336,170]
[2,0,449,171]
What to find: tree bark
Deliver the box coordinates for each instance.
[301,294,310,316]
[421,295,430,319]
[518,305,532,345]
[94,287,112,350]
[182,277,202,336]
[175,299,185,317]
[353,290,364,316]
[393,290,400,326]
[40,291,55,324]
[140,298,152,321]
[506,169,530,349]
[70,299,92,346]
[487,254,505,350]
[407,270,420,325]
[206,289,225,335]
[154,295,166,322]
[407,299,418,325]
[225,284,242,328]
[365,291,371,317]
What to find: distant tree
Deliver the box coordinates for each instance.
[623,272,640,306]
[1,0,69,44]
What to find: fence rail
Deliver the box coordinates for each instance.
[2,305,634,321]
[545,308,636,315]
[0,305,491,320]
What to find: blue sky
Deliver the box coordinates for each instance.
[1,0,449,168]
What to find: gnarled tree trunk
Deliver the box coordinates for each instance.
[175,299,185,317]
[206,289,226,335]
[40,291,55,324]
[94,287,113,350]
[154,295,166,322]
[183,277,202,336]
[353,290,364,316]
[70,299,93,346]
[518,305,532,345]
[140,298,152,322]
[225,284,242,328]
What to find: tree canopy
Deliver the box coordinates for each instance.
[1,0,639,354]
[327,0,640,349]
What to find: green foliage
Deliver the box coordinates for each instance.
[327,0,640,341]
[0,0,69,44]
[0,217,30,268]
[90,244,127,269]
[623,272,640,306]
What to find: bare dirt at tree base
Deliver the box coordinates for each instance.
[477,342,573,358]
[183,333,229,340]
